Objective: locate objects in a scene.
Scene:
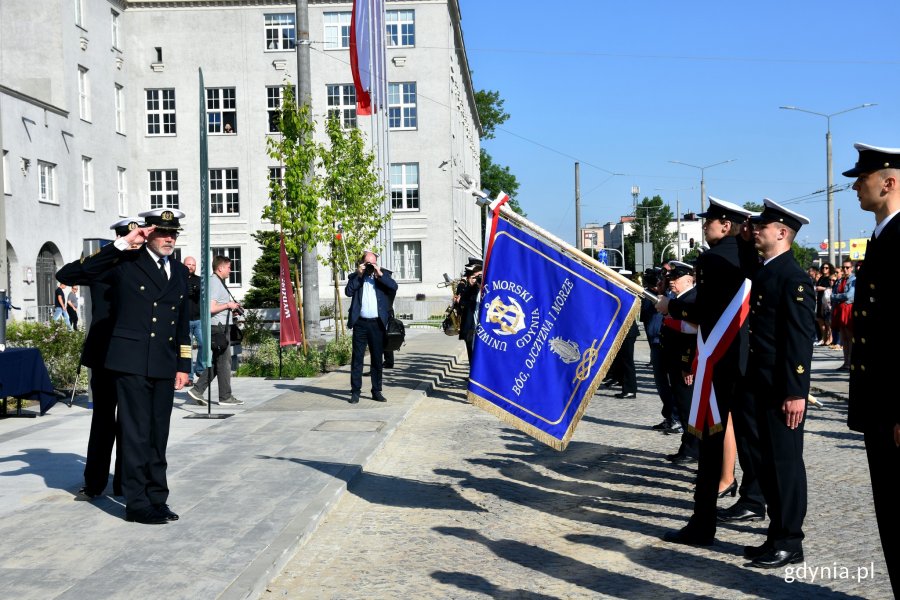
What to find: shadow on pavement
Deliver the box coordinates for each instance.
[430,571,563,600]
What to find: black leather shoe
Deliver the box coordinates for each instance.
[666,452,697,465]
[614,392,637,399]
[663,527,714,547]
[664,423,684,434]
[76,487,101,501]
[651,419,671,431]
[717,505,765,523]
[372,391,387,402]
[349,392,360,404]
[749,549,804,569]
[743,542,773,559]
[125,507,168,524]
[153,503,179,521]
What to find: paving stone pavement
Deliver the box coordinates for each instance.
[263,343,892,600]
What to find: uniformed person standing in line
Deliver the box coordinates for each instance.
[742,199,815,568]
[842,143,900,596]
[62,209,191,524]
[57,218,144,499]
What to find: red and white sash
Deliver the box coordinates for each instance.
[687,278,751,438]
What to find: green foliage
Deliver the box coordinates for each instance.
[625,196,677,270]
[791,242,818,267]
[235,335,352,378]
[6,320,85,390]
[474,89,509,140]
[240,309,275,346]
[742,201,764,213]
[242,231,282,309]
[318,115,390,273]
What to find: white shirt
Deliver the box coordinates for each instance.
[360,276,378,318]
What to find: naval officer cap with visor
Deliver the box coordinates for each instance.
[698,196,752,223]
[749,198,809,232]
[138,209,185,231]
[842,143,900,177]
[110,218,144,238]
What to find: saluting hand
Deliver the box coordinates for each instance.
[122,225,156,248]
[782,396,806,429]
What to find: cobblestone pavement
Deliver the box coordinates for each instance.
[264,344,891,600]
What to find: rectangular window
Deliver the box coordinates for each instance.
[117,167,128,216]
[75,0,84,27]
[268,166,284,196]
[38,161,57,204]
[393,241,422,281]
[210,168,239,215]
[78,66,91,121]
[386,10,415,47]
[211,246,243,285]
[149,169,179,209]
[388,82,417,130]
[266,86,283,133]
[206,88,237,134]
[146,89,176,135]
[111,10,120,49]
[264,13,295,50]
[390,163,419,211]
[82,156,94,211]
[2,150,9,195]
[326,84,357,129]
[115,84,125,133]
[323,12,351,49]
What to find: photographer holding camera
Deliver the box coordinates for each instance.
[457,261,482,365]
[345,251,398,404]
[187,255,243,406]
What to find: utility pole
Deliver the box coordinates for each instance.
[574,162,581,249]
[296,0,320,342]
[837,207,843,265]
[676,199,682,260]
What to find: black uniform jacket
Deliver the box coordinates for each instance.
[748,251,815,402]
[848,215,900,432]
[56,264,113,370]
[667,236,751,384]
[661,287,698,373]
[56,244,192,378]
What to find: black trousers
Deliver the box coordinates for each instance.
[649,344,677,422]
[667,363,698,457]
[83,367,122,495]
[755,395,807,552]
[351,318,385,394]
[864,426,899,598]
[731,385,766,512]
[113,372,174,512]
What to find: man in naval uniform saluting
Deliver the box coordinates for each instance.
[842,143,900,596]
[743,199,815,568]
[64,209,191,524]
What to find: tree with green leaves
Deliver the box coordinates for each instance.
[742,201,816,266]
[241,231,281,309]
[625,196,676,270]
[474,89,524,216]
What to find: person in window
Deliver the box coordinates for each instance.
[223,123,234,134]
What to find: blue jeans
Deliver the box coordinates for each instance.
[189,320,205,375]
[52,306,71,328]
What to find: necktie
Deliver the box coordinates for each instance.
[158,257,168,281]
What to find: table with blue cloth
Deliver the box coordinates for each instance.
[0,348,57,417]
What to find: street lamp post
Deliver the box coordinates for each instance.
[669,159,736,213]
[779,103,876,265]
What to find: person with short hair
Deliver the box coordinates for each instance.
[832,260,856,370]
[52,282,70,327]
[182,256,204,383]
[66,285,80,331]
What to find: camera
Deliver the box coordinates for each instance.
[233,305,245,317]
[364,262,375,276]
[474,274,482,285]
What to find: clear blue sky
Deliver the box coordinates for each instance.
[457,0,900,252]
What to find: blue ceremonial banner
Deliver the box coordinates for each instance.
[467,208,641,450]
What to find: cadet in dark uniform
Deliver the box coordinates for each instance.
[57,218,143,499]
[657,198,760,546]
[64,209,191,524]
[842,143,900,597]
[743,199,814,568]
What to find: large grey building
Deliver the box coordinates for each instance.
[1,0,481,322]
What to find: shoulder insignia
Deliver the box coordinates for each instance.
[797,285,804,292]
[796,296,804,301]
[796,365,805,374]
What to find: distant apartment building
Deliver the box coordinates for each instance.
[0,0,481,321]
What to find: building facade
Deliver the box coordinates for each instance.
[1,0,481,322]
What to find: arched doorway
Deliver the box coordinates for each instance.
[36,242,61,323]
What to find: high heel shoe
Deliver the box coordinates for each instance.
[717,481,737,498]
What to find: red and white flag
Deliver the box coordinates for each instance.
[279,235,302,347]
[350,0,385,116]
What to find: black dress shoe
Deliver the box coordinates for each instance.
[663,527,714,547]
[749,548,804,569]
[153,503,179,521]
[349,392,360,404]
[717,505,765,523]
[666,452,697,465]
[664,422,684,434]
[614,392,637,399]
[651,419,671,430]
[76,487,101,501]
[743,542,773,559]
[125,507,168,524]
[372,391,387,402]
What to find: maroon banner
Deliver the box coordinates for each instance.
[279,235,302,347]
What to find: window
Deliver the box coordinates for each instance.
[323,12,351,49]
[171,248,183,263]
[111,10,120,49]
[82,157,94,211]
[2,150,9,195]
[386,10,415,47]
[266,86,283,133]
[78,66,91,121]
[210,168,239,215]
[149,169,179,209]
[38,161,57,204]
[146,89,176,135]
[117,167,128,216]
[390,163,419,211]
[206,88,237,134]
[265,13,295,50]
[211,246,243,285]
[115,84,125,133]
[75,0,84,27]
[393,241,421,281]
[326,84,357,128]
[268,166,284,196]
[388,82,417,130]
